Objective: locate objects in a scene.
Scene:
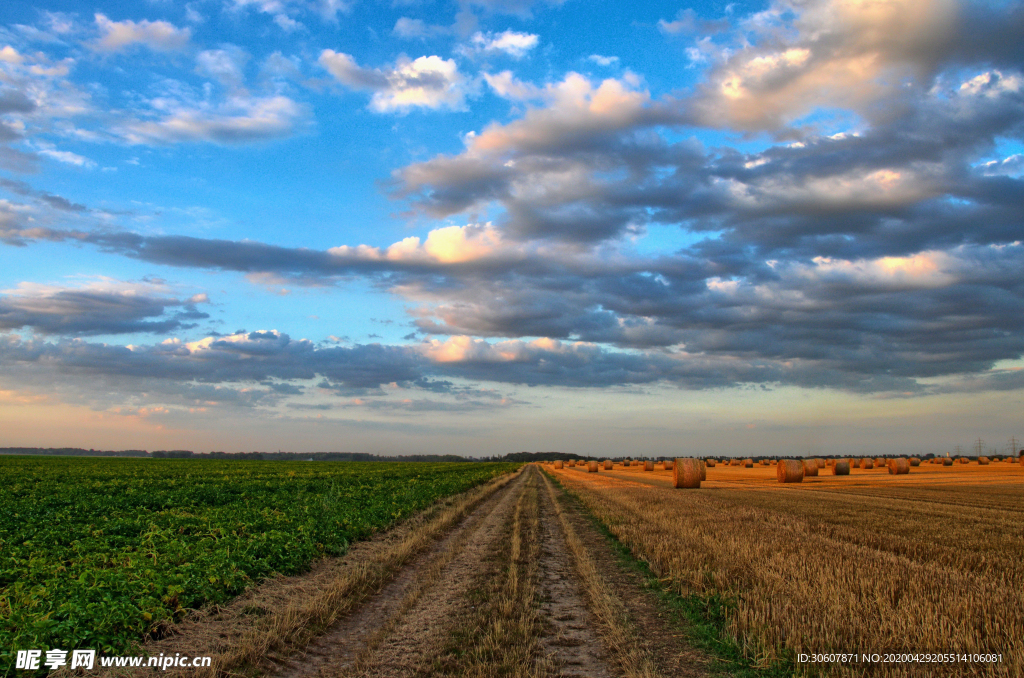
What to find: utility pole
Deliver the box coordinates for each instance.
[1010,436,1020,457]
[954,445,963,457]
[974,438,984,457]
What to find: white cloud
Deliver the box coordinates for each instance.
[463,0,567,18]
[260,51,303,83]
[37,148,95,168]
[314,0,351,22]
[467,30,539,59]
[229,0,349,31]
[393,17,449,39]
[689,0,963,130]
[329,223,510,264]
[959,70,1022,98]
[658,8,699,34]
[119,95,306,144]
[482,70,543,101]
[587,54,619,67]
[92,13,191,52]
[461,72,652,153]
[319,50,469,112]
[195,47,249,89]
[184,4,205,24]
[978,154,1024,177]
[0,46,24,64]
[273,13,304,32]
[0,49,92,143]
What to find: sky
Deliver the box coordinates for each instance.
[0,0,1022,457]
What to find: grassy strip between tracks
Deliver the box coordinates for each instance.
[431,469,546,678]
[543,470,795,678]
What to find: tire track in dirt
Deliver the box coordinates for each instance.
[294,465,622,678]
[535,470,615,677]
[270,467,531,678]
[545,469,711,678]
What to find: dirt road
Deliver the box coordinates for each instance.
[114,465,707,678]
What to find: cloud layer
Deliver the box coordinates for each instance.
[1,0,1023,433]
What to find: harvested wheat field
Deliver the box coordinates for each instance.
[550,460,1024,677]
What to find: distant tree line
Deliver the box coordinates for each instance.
[0,447,150,457]
[501,451,577,462]
[10,448,1003,462]
[0,448,482,462]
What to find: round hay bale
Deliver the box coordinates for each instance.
[888,458,910,475]
[957,457,969,464]
[554,460,563,469]
[662,460,674,470]
[588,460,599,473]
[777,459,804,483]
[909,457,921,466]
[699,460,707,481]
[742,459,753,468]
[603,460,613,470]
[860,458,873,469]
[622,460,630,467]
[567,460,575,467]
[803,460,819,477]
[729,459,739,466]
[941,457,953,466]
[978,456,989,465]
[832,460,850,475]
[706,459,716,467]
[673,458,702,488]
[644,460,654,471]
[874,457,885,467]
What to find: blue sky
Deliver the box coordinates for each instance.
[1,0,1022,456]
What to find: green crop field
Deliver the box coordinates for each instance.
[0,456,517,670]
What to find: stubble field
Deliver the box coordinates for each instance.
[549,459,1024,677]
